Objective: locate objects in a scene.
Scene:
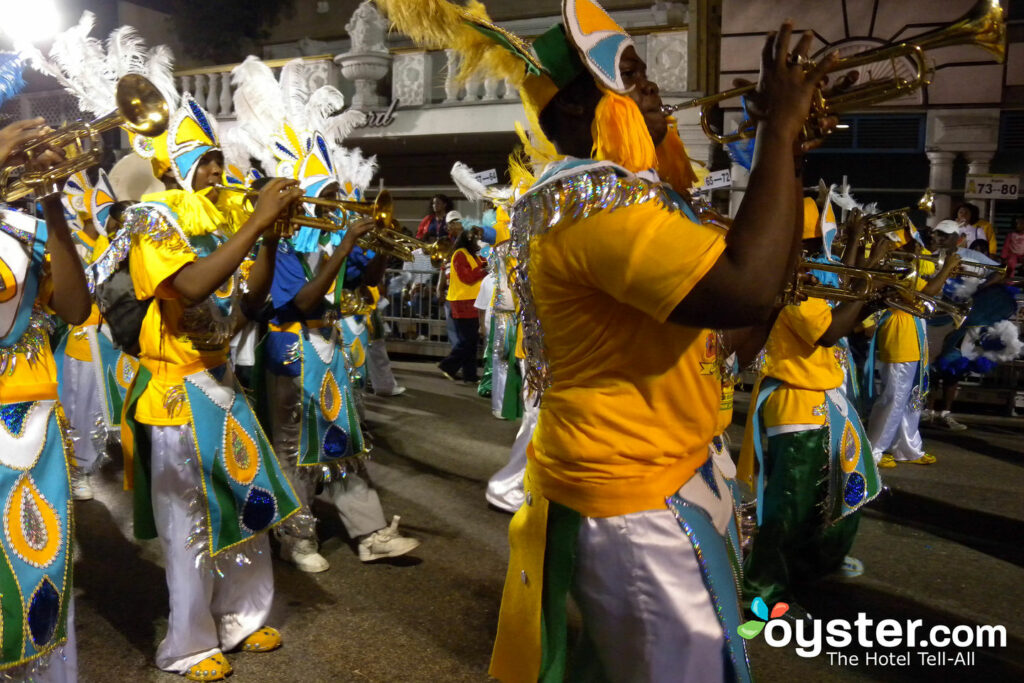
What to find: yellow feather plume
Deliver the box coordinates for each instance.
[375,0,529,87]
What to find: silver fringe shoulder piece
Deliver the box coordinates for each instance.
[508,163,677,398]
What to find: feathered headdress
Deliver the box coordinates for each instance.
[0,52,28,109]
[24,11,179,119]
[231,56,367,197]
[377,0,658,174]
[27,12,221,191]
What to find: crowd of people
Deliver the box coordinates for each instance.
[0,0,1017,682]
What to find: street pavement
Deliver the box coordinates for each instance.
[74,360,1023,682]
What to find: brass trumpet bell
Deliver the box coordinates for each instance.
[665,0,1005,144]
[917,189,936,216]
[0,75,170,201]
[215,184,429,262]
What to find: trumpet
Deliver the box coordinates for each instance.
[884,286,970,328]
[663,0,1005,144]
[0,74,169,201]
[889,250,1007,280]
[781,259,915,306]
[782,258,968,326]
[215,184,446,263]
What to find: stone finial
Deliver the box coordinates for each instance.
[346,0,388,55]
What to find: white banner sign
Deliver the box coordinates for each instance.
[472,168,499,187]
[965,174,1019,200]
[701,169,732,191]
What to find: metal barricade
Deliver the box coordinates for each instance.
[381,266,454,356]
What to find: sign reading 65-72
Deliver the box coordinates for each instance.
[965,174,1020,200]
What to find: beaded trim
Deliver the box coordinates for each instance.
[508,165,676,396]
[0,311,55,376]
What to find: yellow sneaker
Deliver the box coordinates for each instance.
[184,653,231,681]
[240,626,282,653]
[878,454,897,469]
[904,453,936,465]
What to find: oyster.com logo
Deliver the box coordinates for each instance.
[738,597,787,640]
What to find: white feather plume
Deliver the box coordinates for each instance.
[147,45,180,109]
[278,59,311,126]
[962,320,1024,363]
[324,109,368,145]
[451,161,488,202]
[829,184,862,213]
[231,56,287,173]
[26,11,180,118]
[335,147,378,195]
[106,26,148,78]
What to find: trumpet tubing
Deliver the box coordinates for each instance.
[665,0,1005,145]
[0,75,169,201]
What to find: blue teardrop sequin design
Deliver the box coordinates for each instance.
[275,142,298,160]
[316,135,333,172]
[187,98,215,141]
[0,402,32,437]
[322,425,349,460]
[27,578,60,647]
[843,472,866,508]
[240,487,276,532]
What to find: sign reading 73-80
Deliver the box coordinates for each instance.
[965,174,1019,200]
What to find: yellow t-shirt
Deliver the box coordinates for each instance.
[65,233,110,362]
[130,231,230,426]
[528,200,726,518]
[877,252,935,364]
[717,381,735,435]
[761,298,844,427]
[0,276,58,404]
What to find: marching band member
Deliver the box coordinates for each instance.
[0,109,90,681]
[739,200,882,611]
[231,56,418,572]
[33,18,309,676]
[57,170,130,500]
[378,0,837,679]
[866,230,958,468]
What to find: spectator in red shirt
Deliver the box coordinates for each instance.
[438,220,486,383]
[416,193,454,240]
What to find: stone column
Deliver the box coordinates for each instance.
[219,71,233,116]
[965,150,995,218]
[925,150,956,226]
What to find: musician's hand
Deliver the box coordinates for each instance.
[846,209,866,239]
[251,178,303,233]
[0,118,49,168]
[941,252,963,275]
[341,217,375,250]
[24,147,66,174]
[754,22,838,144]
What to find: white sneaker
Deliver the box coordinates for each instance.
[937,411,967,431]
[491,409,507,420]
[358,516,420,562]
[380,385,407,397]
[71,473,94,501]
[920,408,935,423]
[278,535,330,573]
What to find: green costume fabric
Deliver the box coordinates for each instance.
[743,428,861,605]
[478,315,495,398]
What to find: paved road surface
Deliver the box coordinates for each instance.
[74,361,1024,681]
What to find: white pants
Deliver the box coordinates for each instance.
[868,361,925,461]
[60,357,104,473]
[266,373,387,540]
[149,425,274,673]
[490,346,508,416]
[485,372,536,513]
[366,339,397,395]
[572,464,733,683]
